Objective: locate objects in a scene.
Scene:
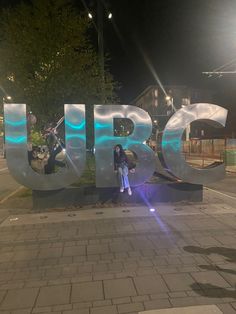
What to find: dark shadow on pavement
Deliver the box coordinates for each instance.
[183,246,236,263]
[199,264,236,275]
[184,246,236,299]
[191,282,236,299]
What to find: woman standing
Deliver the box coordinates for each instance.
[114,144,132,195]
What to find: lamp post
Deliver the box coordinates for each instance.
[97,0,104,85]
[2,95,12,158]
[181,97,191,141]
[165,95,173,112]
[87,0,112,102]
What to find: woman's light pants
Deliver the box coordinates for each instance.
[118,166,130,189]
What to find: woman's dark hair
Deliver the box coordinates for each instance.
[114,144,125,155]
[114,144,130,169]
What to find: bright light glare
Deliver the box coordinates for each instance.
[165,96,171,101]
[62,148,66,153]
[6,95,12,100]
[10,217,19,221]
[149,208,156,212]
[88,12,93,19]
[108,12,112,19]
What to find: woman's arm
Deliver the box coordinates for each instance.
[114,152,118,171]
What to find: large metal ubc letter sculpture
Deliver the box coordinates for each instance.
[94,105,156,187]
[161,103,228,184]
[4,103,86,190]
[4,102,228,190]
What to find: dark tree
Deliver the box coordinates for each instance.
[0,0,117,125]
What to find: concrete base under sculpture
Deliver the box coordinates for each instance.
[32,181,203,210]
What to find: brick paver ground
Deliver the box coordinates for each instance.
[0,188,235,314]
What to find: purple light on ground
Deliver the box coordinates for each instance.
[137,186,171,235]
[135,187,176,247]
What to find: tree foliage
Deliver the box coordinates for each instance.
[0,0,116,124]
[30,129,45,146]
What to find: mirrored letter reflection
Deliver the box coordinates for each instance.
[161,103,228,184]
[94,104,156,187]
[4,103,86,190]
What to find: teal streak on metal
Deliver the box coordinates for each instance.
[65,134,86,140]
[65,120,85,130]
[96,135,141,146]
[5,118,27,126]
[162,129,182,153]
[5,136,27,144]
[94,122,110,129]
[162,139,181,152]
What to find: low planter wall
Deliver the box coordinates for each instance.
[32,182,203,210]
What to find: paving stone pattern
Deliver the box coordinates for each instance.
[0,199,235,313]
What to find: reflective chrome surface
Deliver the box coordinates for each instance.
[94,105,156,187]
[161,103,228,184]
[4,103,86,190]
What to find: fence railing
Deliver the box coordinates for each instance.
[183,139,236,167]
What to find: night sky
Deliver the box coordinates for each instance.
[103,0,236,105]
[1,0,236,111]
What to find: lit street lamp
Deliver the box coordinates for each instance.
[3,95,12,102]
[165,95,173,106]
[84,0,112,101]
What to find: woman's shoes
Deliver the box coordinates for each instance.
[120,187,132,195]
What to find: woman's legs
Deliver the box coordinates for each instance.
[118,166,132,194]
[121,166,130,189]
[118,167,124,191]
